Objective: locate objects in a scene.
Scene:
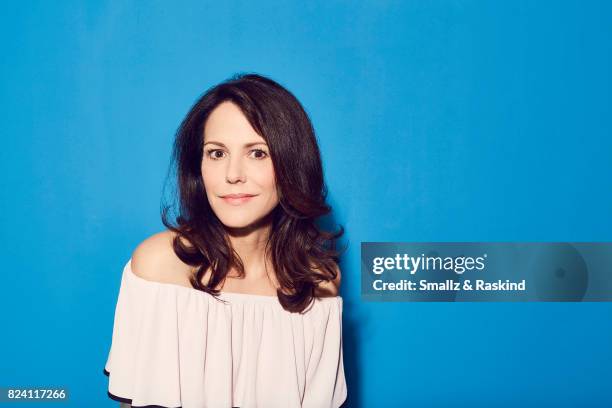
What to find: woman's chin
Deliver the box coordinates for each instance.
[219,213,274,234]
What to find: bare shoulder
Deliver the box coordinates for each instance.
[314,263,342,297]
[130,230,193,285]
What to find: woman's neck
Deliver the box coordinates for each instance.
[225,217,274,281]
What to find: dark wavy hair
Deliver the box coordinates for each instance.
[160,73,346,313]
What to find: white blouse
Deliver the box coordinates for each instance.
[103,259,347,408]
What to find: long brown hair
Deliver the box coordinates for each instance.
[160,73,345,313]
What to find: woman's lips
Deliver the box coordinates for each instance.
[221,194,257,206]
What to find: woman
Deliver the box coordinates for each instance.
[103,73,348,407]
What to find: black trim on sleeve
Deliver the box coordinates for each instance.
[103,368,182,408]
[103,368,240,408]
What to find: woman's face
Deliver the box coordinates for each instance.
[202,101,279,229]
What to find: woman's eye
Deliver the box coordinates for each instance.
[250,149,268,159]
[206,149,225,160]
[205,149,268,160]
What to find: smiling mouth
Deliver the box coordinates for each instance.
[220,194,257,205]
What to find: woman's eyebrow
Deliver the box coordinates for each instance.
[203,141,267,148]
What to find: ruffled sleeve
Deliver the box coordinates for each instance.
[301,297,347,408]
[103,259,347,408]
[104,260,193,407]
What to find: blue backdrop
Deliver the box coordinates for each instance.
[1,1,611,407]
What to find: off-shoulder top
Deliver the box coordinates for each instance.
[103,259,347,408]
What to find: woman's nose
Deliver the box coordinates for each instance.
[225,156,246,183]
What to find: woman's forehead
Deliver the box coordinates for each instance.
[204,101,263,143]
